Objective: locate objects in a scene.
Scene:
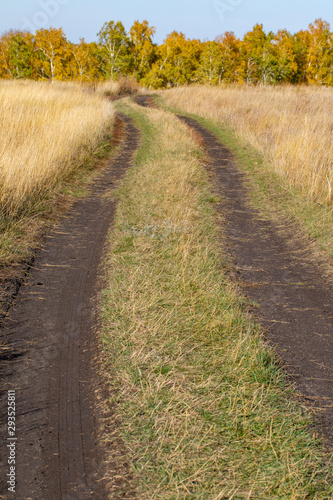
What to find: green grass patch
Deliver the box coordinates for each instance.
[101,99,333,499]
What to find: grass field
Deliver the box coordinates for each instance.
[0,80,115,268]
[96,76,139,97]
[162,85,333,207]
[1,79,333,497]
[0,80,115,217]
[101,98,333,499]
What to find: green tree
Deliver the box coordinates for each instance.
[273,30,299,83]
[97,21,132,78]
[293,30,311,83]
[147,31,201,87]
[243,24,279,84]
[196,41,223,84]
[8,32,35,79]
[0,31,36,80]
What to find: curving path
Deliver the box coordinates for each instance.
[178,114,333,446]
[0,114,139,499]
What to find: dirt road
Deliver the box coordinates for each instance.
[0,114,139,499]
[1,95,333,498]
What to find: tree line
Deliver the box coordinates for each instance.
[0,18,332,87]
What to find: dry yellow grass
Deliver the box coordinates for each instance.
[96,76,139,98]
[163,85,333,206]
[0,80,115,216]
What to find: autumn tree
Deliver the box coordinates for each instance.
[70,39,101,81]
[146,31,201,87]
[243,24,279,84]
[34,27,71,80]
[141,60,167,89]
[129,20,156,80]
[306,19,333,85]
[216,31,244,83]
[0,18,333,87]
[97,21,132,78]
[273,30,307,84]
[196,41,222,84]
[293,30,311,83]
[0,31,16,78]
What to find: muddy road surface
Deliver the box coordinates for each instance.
[177,113,333,447]
[0,114,139,499]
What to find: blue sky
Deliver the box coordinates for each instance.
[1,0,332,44]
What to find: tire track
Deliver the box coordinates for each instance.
[0,114,139,499]
[134,94,333,446]
[177,113,333,447]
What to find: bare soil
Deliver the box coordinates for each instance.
[176,113,333,447]
[0,114,139,499]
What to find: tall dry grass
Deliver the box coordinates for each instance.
[0,80,114,216]
[95,76,139,98]
[163,85,333,205]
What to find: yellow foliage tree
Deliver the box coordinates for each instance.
[34,27,71,81]
[147,31,202,87]
[216,31,244,83]
[0,31,16,78]
[130,20,156,80]
[70,39,100,82]
[306,19,333,85]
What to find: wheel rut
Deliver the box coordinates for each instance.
[178,114,333,447]
[0,114,140,499]
[134,95,333,447]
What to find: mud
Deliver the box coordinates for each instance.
[0,114,140,499]
[177,113,333,447]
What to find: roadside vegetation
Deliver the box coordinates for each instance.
[101,98,333,499]
[160,85,333,261]
[162,85,333,206]
[0,80,115,268]
[95,75,139,97]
